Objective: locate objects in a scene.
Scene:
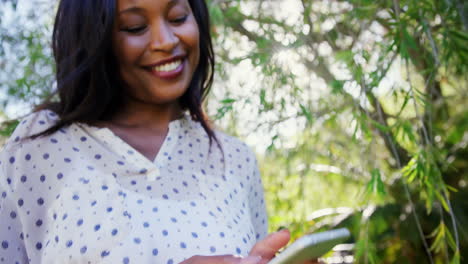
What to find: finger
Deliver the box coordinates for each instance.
[301,260,320,264]
[239,256,263,264]
[180,255,243,264]
[180,255,263,264]
[249,229,291,260]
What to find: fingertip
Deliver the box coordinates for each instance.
[223,255,242,264]
[268,228,289,238]
[224,255,262,264]
[249,229,291,259]
[276,228,291,239]
[239,255,262,264]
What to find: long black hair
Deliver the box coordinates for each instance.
[35,0,218,146]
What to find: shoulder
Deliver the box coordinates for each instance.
[3,109,59,149]
[187,118,258,166]
[186,117,256,157]
[216,131,252,153]
[215,130,258,166]
[0,110,62,191]
[0,110,61,204]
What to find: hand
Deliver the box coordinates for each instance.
[179,254,267,264]
[179,229,320,264]
[179,229,291,264]
[248,229,291,264]
[248,229,320,264]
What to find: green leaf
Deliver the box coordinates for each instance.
[266,135,279,153]
[208,4,224,25]
[299,104,313,123]
[0,120,20,137]
[446,185,458,193]
[220,98,236,104]
[401,121,416,142]
[449,29,468,41]
[364,168,387,201]
[451,251,461,264]
[429,222,446,252]
[372,169,387,196]
[435,191,450,212]
[335,50,354,64]
[370,119,389,133]
[330,80,345,94]
[396,91,411,116]
[446,228,457,252]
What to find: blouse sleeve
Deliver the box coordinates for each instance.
[248,152,269,242]
[0,164,29,264]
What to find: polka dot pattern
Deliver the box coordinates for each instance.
[0,110,268,264]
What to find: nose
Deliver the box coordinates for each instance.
[149,22,179,52]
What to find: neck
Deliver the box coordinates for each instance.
[109,100,184,131]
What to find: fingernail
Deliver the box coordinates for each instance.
[240,255,262,264]
[277,228,289,234]
[276,226,287,232]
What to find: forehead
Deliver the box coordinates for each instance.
[116,0,186,10]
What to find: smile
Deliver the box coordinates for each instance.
[146,58,185,80]
[152,59,183,73]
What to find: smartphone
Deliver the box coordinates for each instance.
[268,228,351,264]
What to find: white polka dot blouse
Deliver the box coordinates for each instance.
[0,110,268,264]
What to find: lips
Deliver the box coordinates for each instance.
[144,56,186,80]
[145,55,186,68]
[152,59,183,72]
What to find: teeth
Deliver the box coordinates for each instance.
[153,60,182,72]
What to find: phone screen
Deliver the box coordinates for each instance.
[268,228,351,264]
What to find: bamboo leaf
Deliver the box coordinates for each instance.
[370,119,390,133]
[435,191,450,212]
[451,251,461,264]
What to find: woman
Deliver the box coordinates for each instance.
[0,0,297,263]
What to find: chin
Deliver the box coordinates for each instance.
[146,88,188,105]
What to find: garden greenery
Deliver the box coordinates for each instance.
[1,0,467,263]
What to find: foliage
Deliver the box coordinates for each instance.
[1,0,467,263]
[206,0,468,263]
[0,0,54,116]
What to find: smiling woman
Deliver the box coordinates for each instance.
[0,0,297,264]
[113,0,200,110]
[36,0,216,148]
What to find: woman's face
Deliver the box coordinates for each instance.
[113,0,200,106]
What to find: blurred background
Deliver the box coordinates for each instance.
[0,0,467,263]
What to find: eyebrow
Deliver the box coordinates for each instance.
[118,0,180,15]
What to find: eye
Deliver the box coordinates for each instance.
[170,15,188,24]
[121,25,147,34]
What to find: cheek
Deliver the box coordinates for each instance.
[180,24,200,65]
[176,18,200,51]
[187,25,200,49]
[113,35,148,66]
